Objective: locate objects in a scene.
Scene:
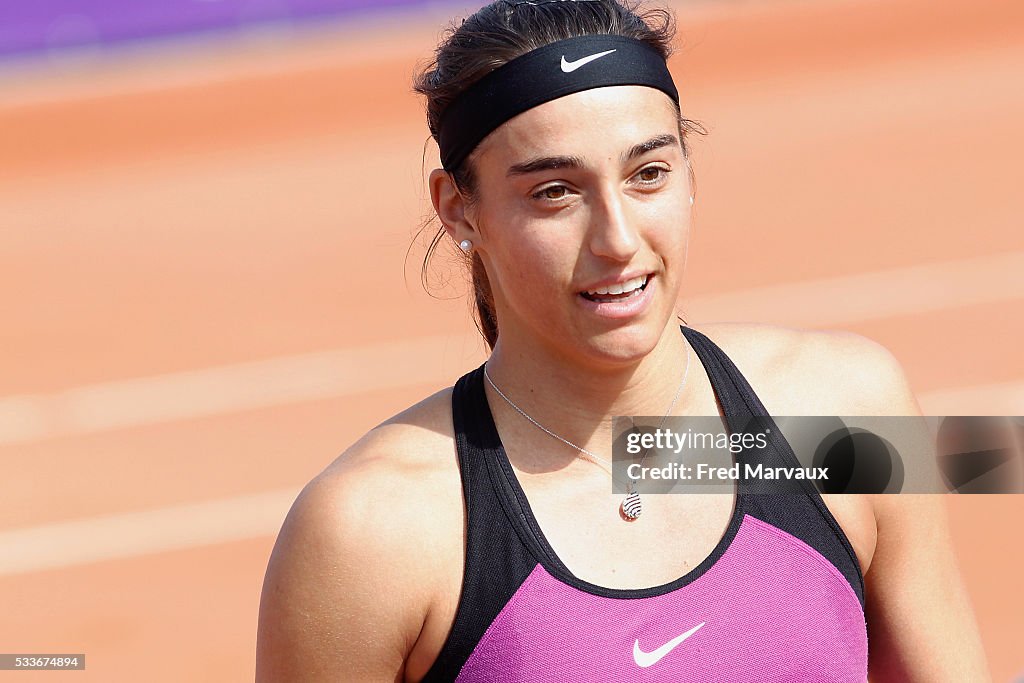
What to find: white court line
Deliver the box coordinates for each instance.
[0,333,485,446]
[917,380,1024,416]
[0,379,1019,576]
[0,489,300,576]
[2,251,1023,447]
[682,250,1024,328]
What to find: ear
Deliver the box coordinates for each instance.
[428,168,481,247]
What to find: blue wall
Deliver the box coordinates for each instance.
[1,0,459,58]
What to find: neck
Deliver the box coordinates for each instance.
[483,322,693,461]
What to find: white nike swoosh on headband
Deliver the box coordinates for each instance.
[633,622,706,668]
[560,49,617,73]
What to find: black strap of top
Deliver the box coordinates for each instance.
[421,365,541,683]
[682,325,866,606]
[681,325,761,425]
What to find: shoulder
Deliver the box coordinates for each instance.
[691,322,921,416]
[256,387,463,681]
[301,385,460,538]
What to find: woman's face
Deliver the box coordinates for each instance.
[464,85,691,365]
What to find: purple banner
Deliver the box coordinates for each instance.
[0,0,454,58]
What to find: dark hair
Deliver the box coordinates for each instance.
[414,0,703,350]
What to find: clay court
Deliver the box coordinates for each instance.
[1,0,1022,679]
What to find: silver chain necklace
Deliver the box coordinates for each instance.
[483,345,691,521]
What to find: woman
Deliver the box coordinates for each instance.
[256,1,990,680]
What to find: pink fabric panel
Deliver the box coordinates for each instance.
[456,514,867,682]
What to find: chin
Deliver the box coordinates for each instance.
[577,324,663,366]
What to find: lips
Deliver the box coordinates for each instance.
[576,274,656,319]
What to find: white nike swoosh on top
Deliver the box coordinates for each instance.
[633,622,706,668]
[560,49,617,73]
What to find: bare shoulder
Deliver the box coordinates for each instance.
[324,384,460,484]
[256,388,462,682]
[692,322,920,416]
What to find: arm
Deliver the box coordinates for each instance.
[256,449,431,682]
[866,494,991,682]
[844,337,991,681]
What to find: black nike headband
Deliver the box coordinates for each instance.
[437,34,680,171]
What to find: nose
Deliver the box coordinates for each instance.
[587,187,641,262]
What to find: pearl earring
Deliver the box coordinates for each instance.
[689,195,694,205]
[459,239,473,252]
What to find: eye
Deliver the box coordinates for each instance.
[634,165,670,186]
[532,184,572,201]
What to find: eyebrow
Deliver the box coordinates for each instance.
[506,155,585,177]
[622,134,680,162]
[505,134,680,178]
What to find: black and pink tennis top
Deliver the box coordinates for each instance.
[422,326,868,682]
